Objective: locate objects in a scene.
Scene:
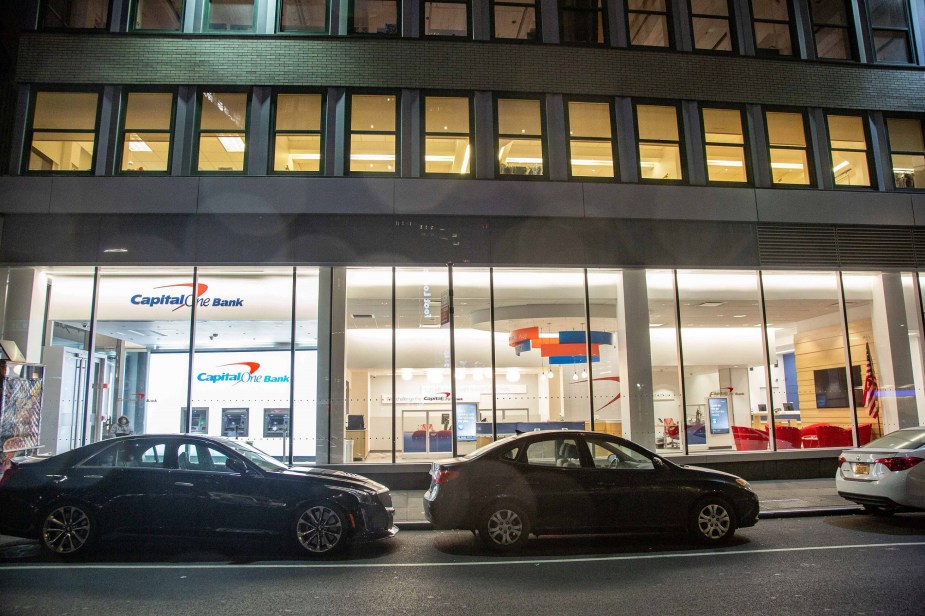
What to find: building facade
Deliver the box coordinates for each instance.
[2,0,925,473]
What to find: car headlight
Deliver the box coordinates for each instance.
[735,478,752,490]
[331,486,376,504]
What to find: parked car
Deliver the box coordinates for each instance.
[836,426,925,515]
[424,430,759,550]
[0,434,397,556]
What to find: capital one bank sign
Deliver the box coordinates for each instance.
[130,283,245,311]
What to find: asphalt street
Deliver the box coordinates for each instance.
[1,513,923,616]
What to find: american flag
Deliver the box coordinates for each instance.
[863,343,879,418]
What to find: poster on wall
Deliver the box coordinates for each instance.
[456,403,478,442]
[708,397,730,435]
[0,362,45,475]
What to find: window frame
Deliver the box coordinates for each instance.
[762,105,816,188]
[564,96,619,182]
[203,0,258,34]
[883,112,925,190]
[269,88,327,175]
[558,0,609,47]
[277,0,331,34]
[490,0,541,41]
[699,103,751,186]
[420,90,475,178]
[824,110,876,189]
[633,99,687,184]
[493,93,549,180]
[749,0,796,58]
[345,89,401,176]
[808,0,857,61]
[193,87,252,175]
[348,0,402,36]
[40,0,113,30]
[421,0,472,39]
[129,0,187,33]
[688,0,736,54]
[624,0,673,49]
[23,86,103,176]
[864,0,916,64]
[116,88,178,176]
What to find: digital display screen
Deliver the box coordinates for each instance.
[708,397,730,435]
[456,403,478,442]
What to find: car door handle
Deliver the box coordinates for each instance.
[174,482,194,487]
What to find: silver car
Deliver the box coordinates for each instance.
[836,427,925,515]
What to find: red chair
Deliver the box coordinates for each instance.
[732,426,769,451]
[815,424,852,448]
[858,423,873,445]
[800,423,829,448]
[772,425,802,449]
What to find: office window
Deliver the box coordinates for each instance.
[626,0,669,47]
[751,0,793,56]
[866,0,914,63]
[567,101,614,178]
[120,92,174,173]
[702,107,747,183]
[280,0,327,32]
[690,0,733,51]
[497,98,544,176]
[886,117,925,189]
[42,0,109,28]
[493,0,538,40]
[273,93,323,173]
[560,0,605,45]
[132,0,183,31]
[765,110,811,185]
[196,91,248,173]
[424,96,471,175]
[425,0,469,37]
[350,0,400,34]
[827,114,871,187]
[809,0,853,60]
[206,0,255,31]
[26,91,99,173]
[349,93,397,174]
[636,104,682,181]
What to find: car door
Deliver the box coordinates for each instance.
[514,436,594,531]
[579,435,676,530]
[68,438,171,534]
[166,439,274,536]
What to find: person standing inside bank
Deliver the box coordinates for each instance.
[109,416,133,437]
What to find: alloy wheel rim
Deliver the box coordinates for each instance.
[487,509,523,546]
[697,504,731,539]
[296,506,344,553]
[42,506,91,554]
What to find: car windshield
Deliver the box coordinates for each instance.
[222,440,289,471]
[863,429,925,450]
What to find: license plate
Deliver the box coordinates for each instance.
[855,463,870,475]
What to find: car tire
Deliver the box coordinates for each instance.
[863,505,896,517]
[40,502,96,557]
[293,502,349,556]
[477,501,531,552]
[689,497,737,544]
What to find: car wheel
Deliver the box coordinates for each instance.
[863,505,896,517]
[478,502,531,552]
[294,503,348,556]
[690,497,737,544]
[41,503,95,556]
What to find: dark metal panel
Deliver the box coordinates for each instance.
[757,224,838,268]
[836,226,916,269]
[911,194,925,227]
[95,214,197,264]
[0,214,101,263]
[0,176,52,213]
[291,215,399,264]
[583,183,758,221]
[197,176,396,214]
[48,177,200,214]
[394,178,584,217]
[191,214,296,263]
[755,189,916,226]
[489,217,589,266]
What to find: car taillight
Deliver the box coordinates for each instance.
[838,456,846,465]
[876,456,924,472]
[432,468,460,485]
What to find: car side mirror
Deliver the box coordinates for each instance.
[226,458,248,475]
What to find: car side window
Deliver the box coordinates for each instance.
[524,438,582,468]
[584,437,654,470]
[176,443,232,473]
[80,441,167,468]
[499,445,520,461]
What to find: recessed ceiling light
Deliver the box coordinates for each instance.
[732,314,747,318]
[103,248,128,253]
[649,323,664,327]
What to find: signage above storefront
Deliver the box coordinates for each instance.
[196,361,289,384]
[130,282,245,312]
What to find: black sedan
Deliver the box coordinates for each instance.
[0,434,397,557]
[424,430,759,550]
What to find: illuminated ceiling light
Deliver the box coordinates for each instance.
[505,157,544,164]
[400,368,414,381]
[733,314,747,318]
[649,323,664,327]
[571,159,613,166]
[461,144,471,174]
[473,369,484,382]
[771,162,805,170]
[639,161,658,168]
[707,159,744,167]
[427,368,444,383]
[217,136,246,152]
[505,368,521,383]
[571,372,579,381]
[127,134,152,152]
[546,369,554,379]
[289,153,321,160]
[833,160,850,173]
[457,368,467,381]
[424,155,456,162]
[349,154,395,161]
[892,167,915,173]
[483,368,493,380]
[580,369,588,379]
[103,248,128,253]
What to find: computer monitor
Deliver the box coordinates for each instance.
[347,415,365,430]
[783,402,794,412]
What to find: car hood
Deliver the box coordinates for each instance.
[275,467,388,492]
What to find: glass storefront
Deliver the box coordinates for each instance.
[3,265,924,465]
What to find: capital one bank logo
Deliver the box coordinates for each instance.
[130,282,245,312]
[197,362,290,385]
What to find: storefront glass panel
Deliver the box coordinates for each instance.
[645,270,683,453]
[294,268,320,462]
[586,270,623,437]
